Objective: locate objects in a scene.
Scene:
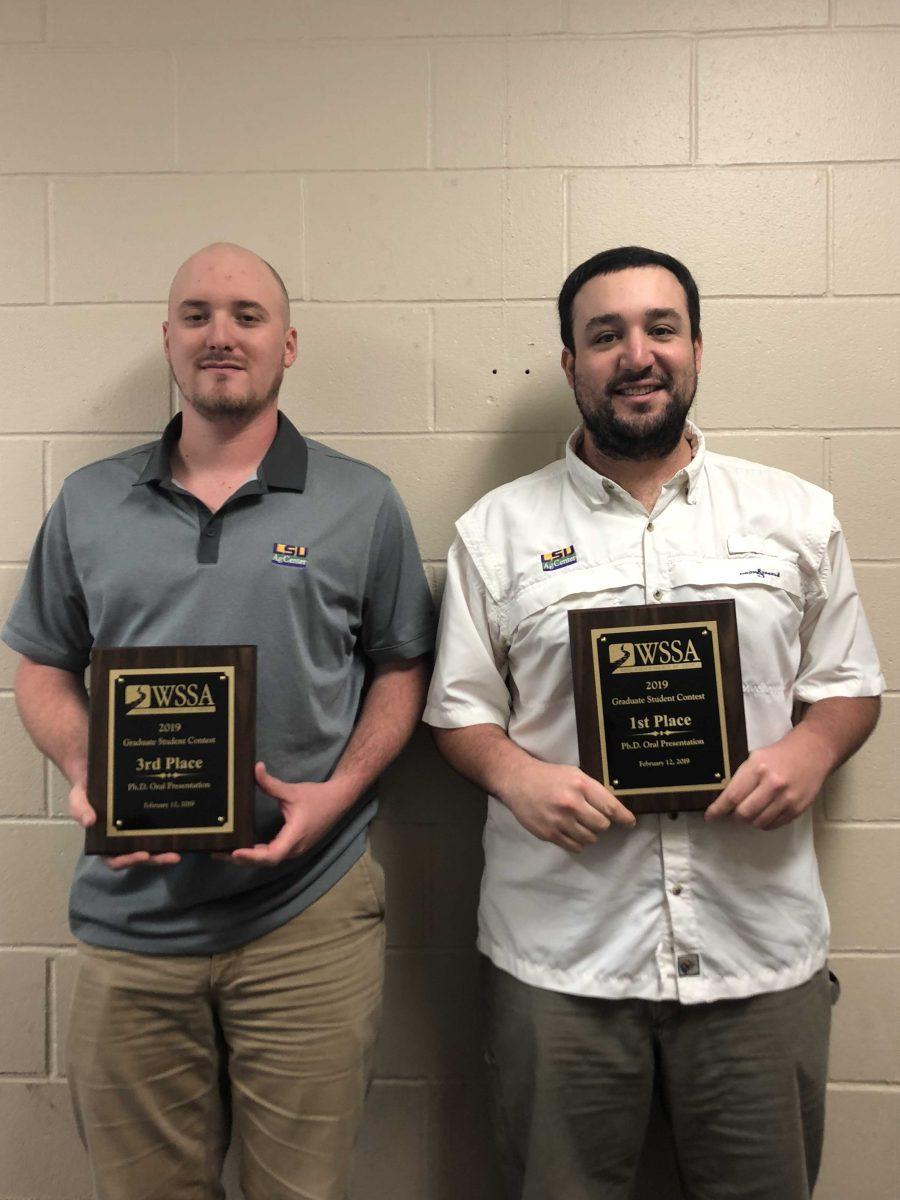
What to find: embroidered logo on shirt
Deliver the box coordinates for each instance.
[739,568,780,580]
[272,543,308,569]
[540,545,577,572]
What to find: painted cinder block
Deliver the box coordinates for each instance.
[0,953,46,1073]
[829,434,898,559]
[817,1086,900,1200]
[369,821,430,949]
[0,567,26,688]
[306,172,504,302]
[302,0,563,38]
[53,175,305,303]
[817,825,900,950]
[0,48,173,173]
[0,0,43,41]
[0,307,169,434]
[504,170,565,300]
[698,300,900,430]
[0,179,45,303]
[835,0,900,23]
[434,302,571,432]
[825,696,899,822]
[0,696,44,817]
[568,0,828,32]
[568,169,827,296]
[0,1081,91,1198]
[0,822,80,945]
[280,306,431,434]
[828,955,900,1082]
[47,0,301,43]
[698,33,900,163]
[326,432,556,559]
[176,43,427,172]
[379,725,487,827]
[0,440,44,559]
[432,41,506,168]
[701,433,825,487]
[508,38,691,167]
[428,1078,504,1200]
[51,952,78,1077]
[833,165,900,295]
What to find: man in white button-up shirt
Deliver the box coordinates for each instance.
[424,247,882,1200]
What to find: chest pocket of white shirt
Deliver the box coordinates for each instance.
[669,539,805,686]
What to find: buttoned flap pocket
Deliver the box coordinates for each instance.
[669,550,803,600]
[502,559,640,638]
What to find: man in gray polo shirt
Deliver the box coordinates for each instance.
[3,243,434,1200]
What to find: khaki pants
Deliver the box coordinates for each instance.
[484,960,833,1200]
[67,851,385,1200]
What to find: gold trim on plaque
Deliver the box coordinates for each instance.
[105,665,236,837]
[590,620,731,797]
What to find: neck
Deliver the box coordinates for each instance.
[171,402,279,482]
[578,425,693,513]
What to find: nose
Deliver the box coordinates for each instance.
[205,312,236,351]
[619,330,654,374]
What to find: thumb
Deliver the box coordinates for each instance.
[254,760,290,801]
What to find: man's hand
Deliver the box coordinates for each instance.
[68,781,181,869]
[498,760,636,853]
[228,762,354,867]
[704,738,827,831]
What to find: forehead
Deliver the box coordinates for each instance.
[170,249,278,309]
[571,266,690,328]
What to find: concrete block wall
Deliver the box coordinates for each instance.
[0,2,897,1197]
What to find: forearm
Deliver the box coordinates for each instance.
[431,722,537,802]
[788,695,881,778]
[329,656,430,803]
[15,657,89,785]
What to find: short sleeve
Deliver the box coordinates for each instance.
[423,535,512,730]
[1,490,93,672]
[794,520,884,703]
[360,482,434,663]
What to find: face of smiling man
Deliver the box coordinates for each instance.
[163,243,297,422]
[561,265,702,461]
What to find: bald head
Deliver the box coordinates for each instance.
[168,242,291,328]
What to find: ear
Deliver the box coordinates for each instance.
[162,320,170,364]
[561,347,576,390]
[692,332,703,375]
[283,326,298,369]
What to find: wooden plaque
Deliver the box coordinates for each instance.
[569,601,748,814]
[85,645,256,854]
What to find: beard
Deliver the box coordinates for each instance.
[574,365,697,461]
[178,366,284,422]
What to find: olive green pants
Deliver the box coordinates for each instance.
[67,851,385,1200]
[484,960,833,1200]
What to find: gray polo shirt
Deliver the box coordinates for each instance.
[3,413,434,955]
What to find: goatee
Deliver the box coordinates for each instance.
[575,373,697,462]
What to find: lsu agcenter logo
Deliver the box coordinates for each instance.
[272,542,308,569]
[609,637,702,673]
[541,545,577,572]
[124,682,216,715]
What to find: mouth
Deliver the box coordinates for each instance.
[612,382,666,399]
[199,361,245,372]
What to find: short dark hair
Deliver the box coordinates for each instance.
[558,246,701,352]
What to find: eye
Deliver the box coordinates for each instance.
[237,312,262,324]
[592,331,617,346]
[650,326,675,338]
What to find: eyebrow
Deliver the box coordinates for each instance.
[177,299,270,316]
[584,307,684,331]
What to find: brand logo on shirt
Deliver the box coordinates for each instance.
[739,568,780,580]
[124,683,216,715]
[540,545,577,572]
[609,638,702,673]
[272,542,308,569]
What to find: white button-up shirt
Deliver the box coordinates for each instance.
[424,426,883,1004]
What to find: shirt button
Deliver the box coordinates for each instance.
[647,521,655,532]
[205,526,218,537]
[603,480,614,492]
[653,588,663,601]
[671,884,683,896]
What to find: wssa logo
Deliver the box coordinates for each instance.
[124,683,217,715]
[609,638,702,674]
